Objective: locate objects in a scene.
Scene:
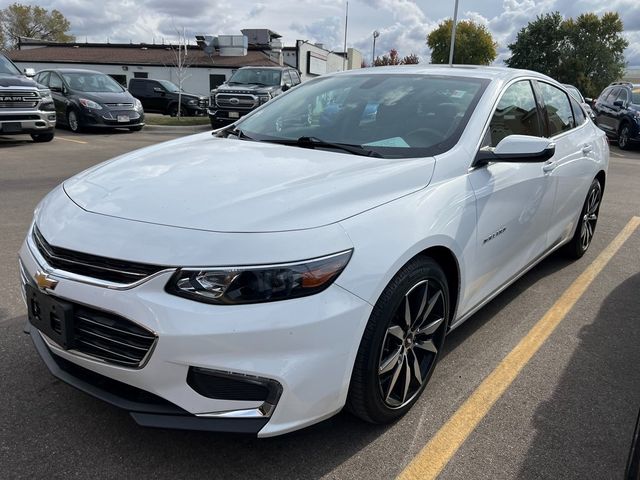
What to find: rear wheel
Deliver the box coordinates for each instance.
[562,178,602,259]
[30,132,54,142]
[347,256,449,423]
[618,123,632,150]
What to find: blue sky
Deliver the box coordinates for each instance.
[2,0,639,65]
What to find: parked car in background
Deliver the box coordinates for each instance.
[208,66,301,128]
[593,81,640,150]
[0,53,56,142]
[33,69,144,133]
[563,84,595,121]
[128,78,208,117]
[21,66,608,437]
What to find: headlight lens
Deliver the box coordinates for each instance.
[258,94,270,105]
[166,250,352,305]
[79,98,102,110]
[134,98,143,111]
[187,99,197,105]
[38,89,53,103]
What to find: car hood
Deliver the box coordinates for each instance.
[218,84,278,93]
[63,132,435,233]
[0,74,40,88]
[71,91,134,104]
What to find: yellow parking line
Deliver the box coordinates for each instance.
[55,136,88,144]
[398,216,640,480]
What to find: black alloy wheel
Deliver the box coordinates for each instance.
[347,256,449,423]
[563,178,602,259]
[618,124,631,150]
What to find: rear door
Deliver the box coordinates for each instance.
[535,81,593,247]
[466,79,556,310]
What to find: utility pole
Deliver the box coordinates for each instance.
[343,1,348,71]
[372,30,379,66]
[448,0,460,66]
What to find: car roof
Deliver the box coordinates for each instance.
[39,68,104,74]
[329,64,558,83]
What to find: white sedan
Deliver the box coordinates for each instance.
[19,66,608,437]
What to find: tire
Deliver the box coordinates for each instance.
[347,256,450,424]
[67,109,82,133]
[618,123,632,150]
[168,104,187,117]
[562,178,602,259]
[129,125,143,132]
[30,132,54,143]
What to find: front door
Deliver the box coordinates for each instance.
[465,80,556,311]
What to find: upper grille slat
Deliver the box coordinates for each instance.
[33,226,167,284]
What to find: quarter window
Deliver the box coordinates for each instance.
[538,82,574,136]
[48,73,63,90]
[569,96,586,126]
[488,80,543,147]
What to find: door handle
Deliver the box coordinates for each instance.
[542,161,557,173]
[582,144,593,154]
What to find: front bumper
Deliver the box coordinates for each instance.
[19,214,370,437]
[79,109,145,129]
[0,109,56,135]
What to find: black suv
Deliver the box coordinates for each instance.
[208,66,301,128]
[128,78,208,116]
[593,81,640,149]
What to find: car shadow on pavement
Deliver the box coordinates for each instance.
[517,272,640,478]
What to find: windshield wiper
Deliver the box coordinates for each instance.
[264,136,381,157]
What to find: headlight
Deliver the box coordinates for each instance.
[166,250,352,305]
[38,89,53,103]
[79,98,102,110]
[134,98,143,112]
[258,94,271,105]
[187,99,197,105]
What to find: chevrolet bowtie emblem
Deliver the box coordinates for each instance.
[34,271,58,290]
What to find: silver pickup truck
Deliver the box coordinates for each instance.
[1,53,56,142]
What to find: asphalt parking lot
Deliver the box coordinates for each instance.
[1,129,639,479]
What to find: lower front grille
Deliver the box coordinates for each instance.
[72,304,157,368]
[32,226,167,284]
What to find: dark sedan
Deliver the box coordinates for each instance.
[33,68,144,132]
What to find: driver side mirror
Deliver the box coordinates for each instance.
[282,82,292,92]
[613,99,625,108]
[153,87,165,95]
[24,68,35,77]
[49,85,63,93]
[474,135,555,167]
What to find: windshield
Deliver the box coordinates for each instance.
[236,73,489,159]
[565,85,584,103]
[0,55,21,75]
[229,69,282,86]
[62,72,124,92]
[157,80,180,93]
[632,88,640,105]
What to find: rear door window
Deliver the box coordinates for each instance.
[538,82,575,136]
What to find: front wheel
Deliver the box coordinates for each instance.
[31,132,54,143]
[67,110,82,133]
[168,104,188,117]
[618,124,632,150]
[562,178,602,259]
[347,256,449,424]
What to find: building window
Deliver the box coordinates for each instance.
[209,74,226,90]
[108,74,127,87]
[134,72,148,78]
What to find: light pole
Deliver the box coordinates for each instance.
[448,0,460,66]
[372,30,380,66]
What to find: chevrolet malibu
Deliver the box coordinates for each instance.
[19,66,608,437]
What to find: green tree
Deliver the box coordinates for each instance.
[427,19,497,65]
[506,11,628,98]
[560,12,628,98]
[401,53,420,64]
[505,12,565,79]
[0,3,74,49]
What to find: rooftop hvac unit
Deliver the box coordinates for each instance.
[218,35,248,56]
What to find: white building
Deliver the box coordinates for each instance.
[283,41,362,81]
